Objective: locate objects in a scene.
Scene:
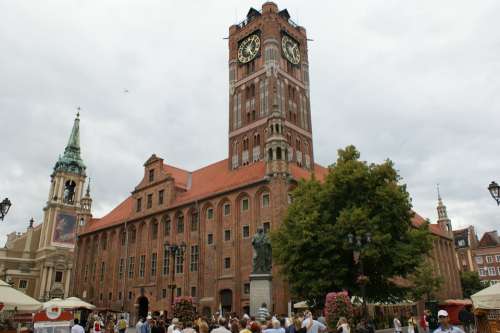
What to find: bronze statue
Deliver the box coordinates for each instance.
[252,227,272,273]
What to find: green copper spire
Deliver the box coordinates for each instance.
[53,113,86,176]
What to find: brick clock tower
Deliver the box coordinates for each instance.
[228,2,313,175]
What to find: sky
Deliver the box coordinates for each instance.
[1,0,499,244]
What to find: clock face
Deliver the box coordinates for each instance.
[238,34,260,64]
[282,35,300,65]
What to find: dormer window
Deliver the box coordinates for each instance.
[149,169,155,182]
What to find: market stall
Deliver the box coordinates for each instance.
[0,279,42,332]
[471,283,500,333]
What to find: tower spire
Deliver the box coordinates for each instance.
[85,177,91,197]
[436,185,452,233]
[53,112,86,176]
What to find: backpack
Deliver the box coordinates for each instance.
[118,320,127,330]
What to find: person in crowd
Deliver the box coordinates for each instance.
[92,315,104,333]
[199,319,210,333]
[230,319,241,333]
[105,316,115,333]
[393,316,402,333]
[336,317,350,333]
[239,318,251,333]
[408,314,418,333]
[290,315,306,333]
[250,322,262,333]
[433,310,464,333]
[168,319,180,333]
[136,318,145,333]
[458,306,474,333]
[257,304,271,324]
[72,319,85,333]
[355,319,368,333]
[420,310,430,333]
[156,321,167,333]
[118,316,128,333]
[182,322,196,333]
[212,318,232,333]
[302,311,326,333]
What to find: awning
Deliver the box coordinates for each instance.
[0,279,42,312]
[471,282,500,310]
[43,297,96,310]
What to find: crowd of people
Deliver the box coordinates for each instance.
[74,303,471,333]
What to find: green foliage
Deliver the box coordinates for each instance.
[271,145,433,305]
[460,271,488,298]
[408,261,444,301]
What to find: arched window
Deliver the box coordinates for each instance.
[63,180,76,204]
[296,138,301,150]
[191,210,199,232]
[268,148,273,161]
[163,216,171,236]
[177,214,184,234]
[129,227,136,244]
[276,147,282,160]
[151,220,158,240]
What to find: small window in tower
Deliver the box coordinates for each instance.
[224,257,231,269]
[207,233,214,245]
[55,271,63,283]
[242,225,250,238]
[19,280,28,289]
[149,169,155,182]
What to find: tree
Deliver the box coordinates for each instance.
[461,271,488,298]
[271,145,433,305]
[408,261,443,301]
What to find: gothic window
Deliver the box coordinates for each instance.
[100,262,105,281]
[151,220,158,240]
[151,252,157,276]
[262,193,270,208]
[254,133,260,146]
[223,203,231,216]
[242,198,249,211]
[118,258,124,279]
[296,138,301,150]
[149,169,155,182]
[129,227,136,244]
[120,230,126,246]
[139,255,145,278]
[162,245,170,275]
[243,137,249,150]
[163,216,171,236]
[206,207,214,220]
[128,256,135,279]
[175,250,184,274]
[177,214,184,233]
[190,245,199,272]
[147,194,153,209]
[191,210,199,232]
[63,180,76,204]
[252,110,256,121]
[259,79,269,116]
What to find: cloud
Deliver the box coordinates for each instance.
[1,0,499,243]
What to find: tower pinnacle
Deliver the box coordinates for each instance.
[53,113,86,176]
[436,185,452,233]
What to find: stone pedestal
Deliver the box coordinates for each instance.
[250,273,272,317]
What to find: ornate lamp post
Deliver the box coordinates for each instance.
[0,198,12,221]
[348,232,372,321]
[164,241,186,312]
[488,181,500,205]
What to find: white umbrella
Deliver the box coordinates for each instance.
[293,301,309,309]
[43,297,96,310]
[0,279,42,312]
[471,282,500,310]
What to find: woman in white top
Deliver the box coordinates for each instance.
[336,317,350,333]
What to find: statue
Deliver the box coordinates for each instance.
[252,227,272,274]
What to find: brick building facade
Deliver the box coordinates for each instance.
[71,2,463,320]
[474,231,500,284]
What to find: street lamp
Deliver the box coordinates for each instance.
[0,198,12,221]
[164,241,186,312]
[348,232,372,321]
[488,181,500,205]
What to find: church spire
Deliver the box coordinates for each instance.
[53,112,86,176]
[85,177,91,197]
[436,184,452,233]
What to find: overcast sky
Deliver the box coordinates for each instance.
[1,0,499,244]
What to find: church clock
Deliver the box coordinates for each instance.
[281,35,300,64]
[238,34,260,63]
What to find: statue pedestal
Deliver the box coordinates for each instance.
[249,273,272,317]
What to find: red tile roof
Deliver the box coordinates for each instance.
[83,196,133,233]
[411,212,451,239]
